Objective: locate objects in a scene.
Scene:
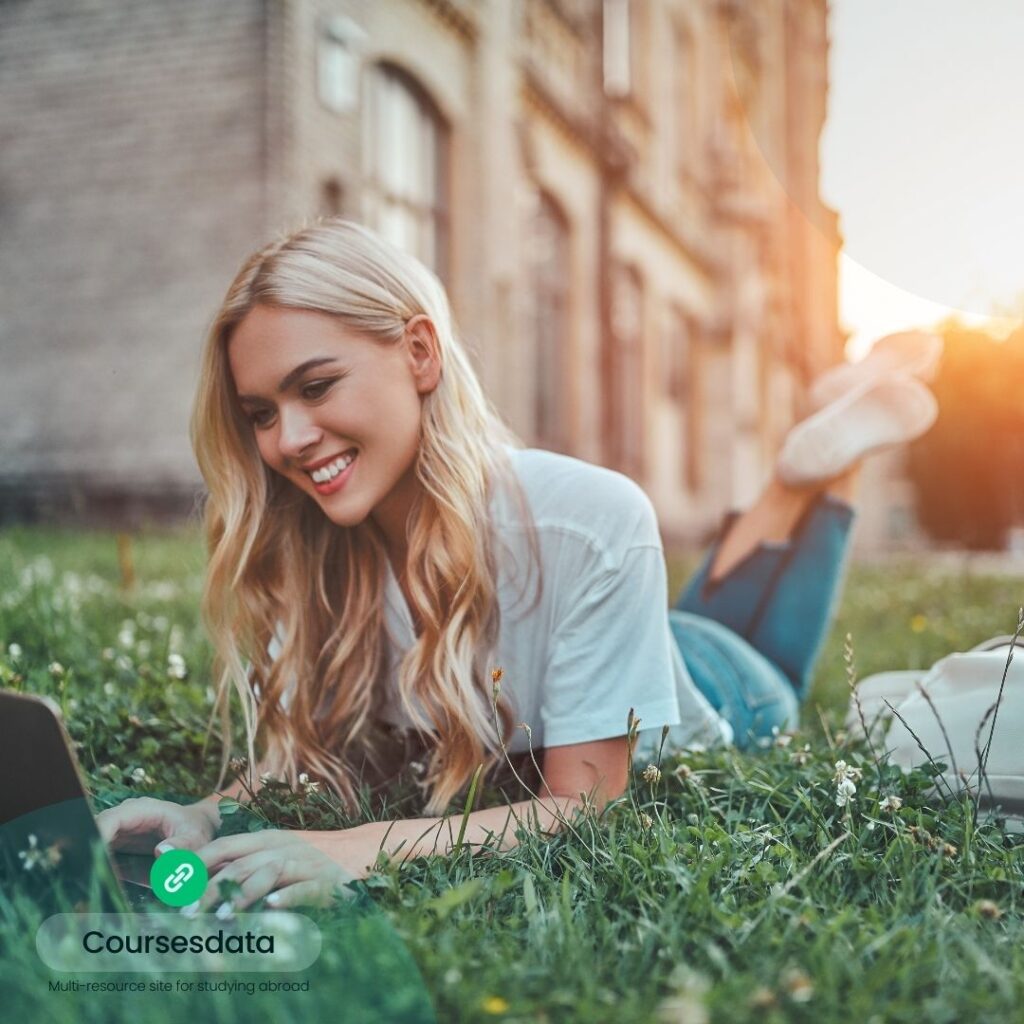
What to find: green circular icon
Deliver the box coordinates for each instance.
[150,849,208,907]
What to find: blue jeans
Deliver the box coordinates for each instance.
[669,495,855,748]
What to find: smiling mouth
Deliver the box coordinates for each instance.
[305,449,357,494]
[306,449,357,483]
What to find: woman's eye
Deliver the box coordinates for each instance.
[248,409,275,430]
[301,378,335,400]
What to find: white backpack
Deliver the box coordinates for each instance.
[846,634,1024,814]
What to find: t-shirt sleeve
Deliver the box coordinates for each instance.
[540,541,683,748]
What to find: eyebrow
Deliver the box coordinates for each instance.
[236,357,340,405]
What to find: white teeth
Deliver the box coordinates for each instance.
[310,451,355,484]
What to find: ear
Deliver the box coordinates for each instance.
[404,315,442,396]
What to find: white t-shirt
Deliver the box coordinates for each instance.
[374,447,730,753]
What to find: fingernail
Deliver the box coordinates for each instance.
[155,841,175,854]
[179,900,200,919]
[215,901,235,921]
[265,892,280,905]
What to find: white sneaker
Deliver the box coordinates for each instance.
[777,375,938,486]
[809,331,943,411]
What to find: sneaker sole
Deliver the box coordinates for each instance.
[778,377,938,486]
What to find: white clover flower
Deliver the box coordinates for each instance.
[167,653,188,680]
[103,681,116,696]
[879,795,903,813]
[297,772,320,794]
[16,834,60,871]
[7,642,23,660]
[791,744,812,767]
[48,661,64,678]
[152,616,169,633]
[118,621,136,648]
[832,760,863,785]
[130,767,148,784]
[18,834,40,870]
[835,777,857,808]
[642,764,662,785]
[115,655,133,672]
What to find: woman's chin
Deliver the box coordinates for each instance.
[314,495,369,528]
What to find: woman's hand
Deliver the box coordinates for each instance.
[193,828,380,912]
[96,797,219,856]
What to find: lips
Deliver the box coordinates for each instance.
[302,448,357,473]
[309,451,357,496]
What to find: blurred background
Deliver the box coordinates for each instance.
[1,0,1022,556]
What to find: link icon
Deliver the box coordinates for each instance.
[150,849,208,907]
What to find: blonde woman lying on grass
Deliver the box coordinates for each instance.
[98,219,941,910]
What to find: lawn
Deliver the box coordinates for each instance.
[1,526,1023,1023]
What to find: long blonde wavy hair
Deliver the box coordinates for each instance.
[191,218,539,814]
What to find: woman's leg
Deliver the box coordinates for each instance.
[670,360,939,716]
[668,610,799,749]
[674,473,857,699]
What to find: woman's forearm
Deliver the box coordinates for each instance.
[349,794,586,864]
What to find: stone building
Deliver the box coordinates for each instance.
[0,0,842,541]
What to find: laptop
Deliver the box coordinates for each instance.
[0,689,162,916]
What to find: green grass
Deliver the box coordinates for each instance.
[1,526,1023,1023]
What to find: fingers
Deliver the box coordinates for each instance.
[195,831,292,874]
[198,850,289,912]
[156,819,214,855]
[217,859,292,912]
[197,843,354,912]
[95,798,167,847]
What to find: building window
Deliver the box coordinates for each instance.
[364,64,449,280]
[317,16,365,115]
[610,263,645,479]
[526,191,571,452]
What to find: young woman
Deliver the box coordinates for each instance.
[97,220,940,911]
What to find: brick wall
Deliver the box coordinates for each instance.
[0,0,270,521]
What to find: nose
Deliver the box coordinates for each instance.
[277,405,323,462]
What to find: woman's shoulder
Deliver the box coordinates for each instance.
[497,447,660,556]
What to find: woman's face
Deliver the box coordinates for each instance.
[228,304,440,552]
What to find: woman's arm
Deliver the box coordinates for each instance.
[350,735,629,862]
[193,735,630,909]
